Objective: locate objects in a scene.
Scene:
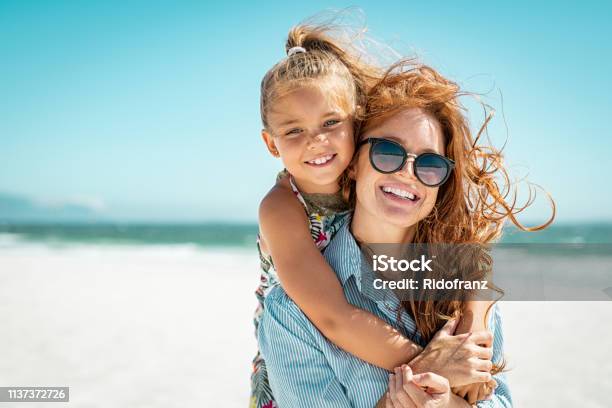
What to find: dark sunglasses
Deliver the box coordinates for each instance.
[357,138,455,187]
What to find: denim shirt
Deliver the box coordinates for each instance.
[258,215,512,408]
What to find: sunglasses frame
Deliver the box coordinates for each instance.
[357,137,455,187]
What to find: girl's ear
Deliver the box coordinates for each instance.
[261,130,280,157]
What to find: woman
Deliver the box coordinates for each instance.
[259,59,552,407]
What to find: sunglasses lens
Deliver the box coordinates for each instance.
[414,154,450,186]
[370,140,405,172]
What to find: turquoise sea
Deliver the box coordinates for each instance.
[1,222,612,247]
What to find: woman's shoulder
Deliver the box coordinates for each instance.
[262,283,315,333]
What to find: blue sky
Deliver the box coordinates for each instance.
[1,1,610,223]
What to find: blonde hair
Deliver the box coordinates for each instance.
[260,23,382,133]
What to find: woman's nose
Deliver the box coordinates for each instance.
[399,157,417,179]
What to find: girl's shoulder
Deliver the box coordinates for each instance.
[260,170,349,248]
[259,173,300,219]
[260,170,309,219]
[275,168,289,183]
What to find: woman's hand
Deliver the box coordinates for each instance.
[386,365,451,408]
[408,319,494,387]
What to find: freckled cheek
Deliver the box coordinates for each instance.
[353,153,369,180]
[277,139,307,161]
[355,168,380,209]
[421,188,438,212]
[331,127,354,147]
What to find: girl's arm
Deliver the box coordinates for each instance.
[259,180,421,371]
[455,300,494,336]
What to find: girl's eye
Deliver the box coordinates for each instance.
[324,119,340,127]
[285,128,302,136]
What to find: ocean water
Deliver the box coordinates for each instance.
[1,222,611,248]
[0,223,259,248]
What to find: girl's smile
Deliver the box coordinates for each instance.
[305,153,337,166]
[262,83,355,194]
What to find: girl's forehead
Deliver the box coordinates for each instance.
[270,86,339,111]
[268,83,354,121]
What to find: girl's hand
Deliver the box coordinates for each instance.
[386,365,451,408]
[452,379,497,405]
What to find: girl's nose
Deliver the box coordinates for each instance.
[307,132,329,148]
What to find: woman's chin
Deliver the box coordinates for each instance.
[370,204,420,233]
[375,189,422,227]
[383,210,420,230]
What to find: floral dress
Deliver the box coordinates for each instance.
[250,170,350,408]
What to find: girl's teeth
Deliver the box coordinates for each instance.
[309,154,333,165]
[381,186,415,200]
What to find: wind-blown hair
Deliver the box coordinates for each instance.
[346,59,555,350]
[260,22,383,133]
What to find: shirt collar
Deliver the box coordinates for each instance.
[323,213,366,291]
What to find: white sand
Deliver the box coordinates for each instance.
[1,243,611,407]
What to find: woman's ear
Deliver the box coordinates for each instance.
[261,130,279,157]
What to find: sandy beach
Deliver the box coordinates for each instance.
[1,242,611,407]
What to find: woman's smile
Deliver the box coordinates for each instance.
[378,182,422,203]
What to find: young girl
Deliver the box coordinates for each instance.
[251,24,497,408]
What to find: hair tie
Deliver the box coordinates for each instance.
[287,46,306,57]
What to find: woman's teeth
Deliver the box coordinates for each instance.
[381,186,416,201]
[307,154,334,165]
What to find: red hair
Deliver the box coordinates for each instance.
[347,59,555,358]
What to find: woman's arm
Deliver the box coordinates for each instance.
[451,301,496,404]
[258,181,421,371]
